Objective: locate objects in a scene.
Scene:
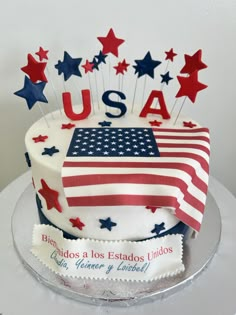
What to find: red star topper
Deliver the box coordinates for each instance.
[69,217,85,230]
[114,59,130,75]
[180,49,207,74]
[146,206,158,213]
[165,48,177,62]
[21,54,47,83]
[97,28,125,57]
[149,120,163,127]
[35,47,49,61]
[61,123,75,129]
[38,179,62,212]
[176,71,208,103]
[82,59,94,74]
[32,135,48,143]
[183,121,197,128]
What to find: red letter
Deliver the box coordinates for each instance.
[139,90,170,119]
[62,89,91,120]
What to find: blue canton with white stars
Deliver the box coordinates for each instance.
[67,128,160,157]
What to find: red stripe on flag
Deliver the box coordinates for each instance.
[175,208,201,232]
[152,127,209,133]
[155,135,210,143]
[158,143,210,155]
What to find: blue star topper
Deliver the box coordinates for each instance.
[133,51,161,79]
[14,76,48,110]
[42,146,59,156]
[99,217,117,231]
[151,222,165,236]
[55,51,82,81]
[91,57,100,71]
[160,71,173,85]
[95,50,107,65]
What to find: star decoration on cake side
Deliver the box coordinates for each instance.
[146,206,158,213]
[133,51,161,78]
[14,76,48,110]
[55,51,82,81]
[151,222,166,236]
[165,48,177,62]
[24,152,31,167]
[82,60,94,74]
[160,71,173,85]
[149,120,162,127]
[38,179,62,213]
[69,217,85,230]
[32,135,48,143]
[42,146,59,156]
[183,121,197,128]
[180,49,207,74]
[61,123,75,129]
[35,47,49,61]
[21,54,47,83]
[176,71,208,103]
[97,28,125,57]
[99,217,117,231]
[98,120,112,127]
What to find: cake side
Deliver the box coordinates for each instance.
[25,107,209,240]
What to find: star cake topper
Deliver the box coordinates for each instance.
[55,51,82,81]
[133,51,161,79]
[180,49,207,74]
[97,28,125,57]
[176,71,208,103]
[35,47,49,61]
[21,54,47,83]
[14,76,48,110]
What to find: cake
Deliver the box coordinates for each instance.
[15,29,210,282]
[25,105,210,242]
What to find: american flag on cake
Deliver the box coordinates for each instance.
[61,126,210,232]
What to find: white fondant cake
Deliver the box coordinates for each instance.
[25,106,210,241]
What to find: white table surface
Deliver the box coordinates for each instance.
[1,171,236,315]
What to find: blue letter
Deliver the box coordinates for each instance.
[102,90,127,118]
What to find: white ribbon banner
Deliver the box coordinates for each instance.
[32,224,184,281]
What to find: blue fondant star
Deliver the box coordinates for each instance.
[160,71,173,85]
[55,51,82,81]
[98,120,112,127]
[151,222,166,235]
[133,51,161,79]
[14,76,48,110]
[24,152,31,167]
[42,146,59,156]
[91,57,100,71]
[36,193,42,211]
[95,51,108,64]
[99,217,117,231]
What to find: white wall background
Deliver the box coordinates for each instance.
[0,0,236,196]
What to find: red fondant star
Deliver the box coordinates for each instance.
[149,120,162,127]
[97,28,125,57]
[69,217,85,230]
[165,48,177,62]
[183,121,197,128]
[21,54,47,83]
[38,179,62,212]
[35,47,49,61]
[180,49,207,74]
[176,71,208,103]
[114,59,130,75]
[32,135,48,143]
[146,206,158,213]
[61,123,76,129]
[82,59,94,74]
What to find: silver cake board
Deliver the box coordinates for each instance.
[11,184,221,307]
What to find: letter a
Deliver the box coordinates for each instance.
[139,90,170,119]
[62,89,91,121]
